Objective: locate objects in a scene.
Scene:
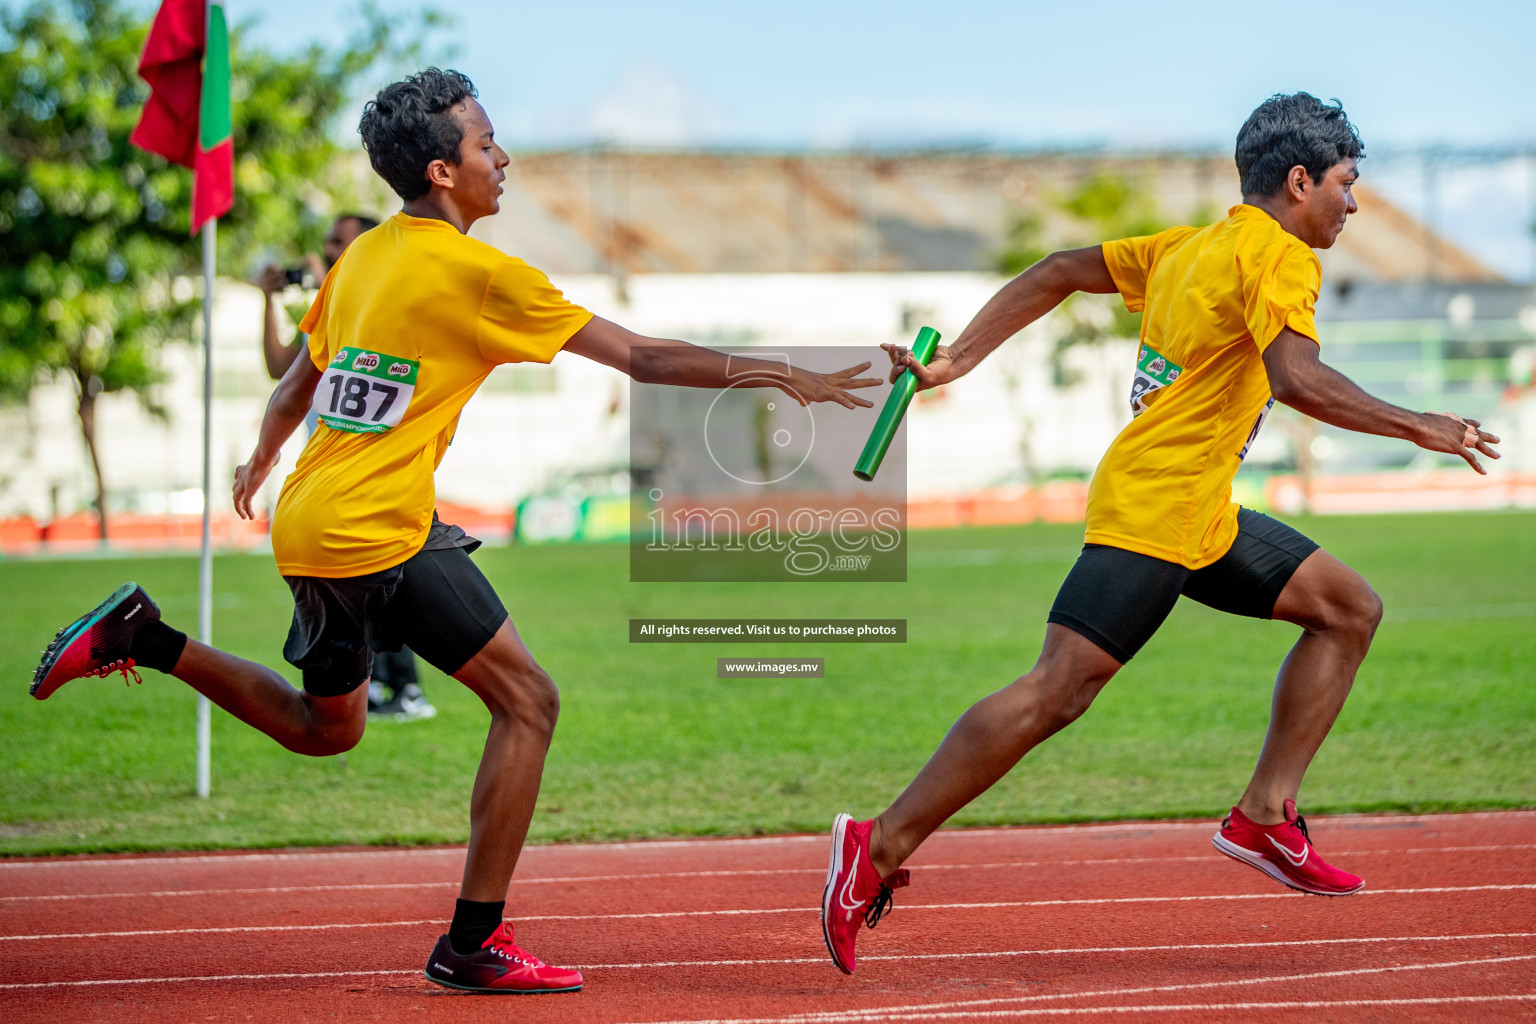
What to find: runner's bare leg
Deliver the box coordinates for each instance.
[1235,549,1382,825]
[451,618,561,902]
[168,641,367,756]
[868,624,1123,878]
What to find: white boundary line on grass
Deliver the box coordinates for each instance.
[4,810,1532,870]
[611,954,1536,1024]
[3,935,1534,990]
[4,885,1533,942]
[7,843,1530,904]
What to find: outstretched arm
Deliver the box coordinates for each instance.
[1263,328,1501,474]
[563,315,880,408]
[233,351,323,518]
[885,245,1118,389]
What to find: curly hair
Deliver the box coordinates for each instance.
[1236,93,1364,198]
[335,212,380,232]
[358,69,479,201]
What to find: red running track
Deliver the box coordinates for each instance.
[2,811,1533,1023]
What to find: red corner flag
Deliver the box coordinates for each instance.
[130,0,233,233]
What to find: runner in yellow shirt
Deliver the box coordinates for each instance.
[820,92,1501,974]
[31,68,878,994]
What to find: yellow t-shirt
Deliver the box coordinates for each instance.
[1088,204,1321,569]
[271,212,593,577]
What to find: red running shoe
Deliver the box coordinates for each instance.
[821,813,909,974]
[424,923,582,994]
[1213,799,1364,896]
[31,583,158,700]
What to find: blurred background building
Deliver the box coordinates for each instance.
[2,148,1534,551]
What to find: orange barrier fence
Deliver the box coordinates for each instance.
[433,500,515,543]
[1264,470,1536,515]
[3,471,1532,557]
[0,512,273,556]
[907,482,1090,530]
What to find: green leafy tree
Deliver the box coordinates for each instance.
[994,209,1049,278]
[0,0,446,537]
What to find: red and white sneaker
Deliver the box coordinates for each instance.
[1213,800,1364,896]
[31,583,158,700]
[821,813,909,974]
[424,923,582,994]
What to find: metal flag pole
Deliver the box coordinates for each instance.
[197,217,215,799]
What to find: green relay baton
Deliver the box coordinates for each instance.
[853,326,941,481]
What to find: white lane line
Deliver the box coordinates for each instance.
[0,918,444,941]
[5,936,1534,991]
[5,809,1532,871]
[6,885,1534,941]
[641,995,1536,1023]
[0,867,829,904]
[0,848,465,871]
[6,844,1533,903]
[0,881,458,903]
[611,954,1536,1024]
[0,834,823,871]
[1333,843,1536,855]
[576,932,1536,970]
[923,809,1536,835]
[0,866,821,904]
[0,969,421,990]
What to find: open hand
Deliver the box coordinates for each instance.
[1421,412,1501,475]
[882,342,956,391]
[232,456,276,519]
[783,362,881,408]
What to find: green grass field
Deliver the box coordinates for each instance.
[1,512,1532,856]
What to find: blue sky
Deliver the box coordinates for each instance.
[93,2,1536,277]
[215,0,1536,148]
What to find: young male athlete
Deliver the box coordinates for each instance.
[820,92,1501,974]
[29,68,877,995]
[257,215,436,722]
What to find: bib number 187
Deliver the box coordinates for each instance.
[314,347,419,434]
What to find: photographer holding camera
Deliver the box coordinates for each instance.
[256,212,434,722]
[257,214,379,379]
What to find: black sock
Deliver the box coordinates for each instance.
[128,620,188,674]
[449,899,505,956]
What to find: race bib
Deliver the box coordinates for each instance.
[1128,344,1184,417]
[315,347,418,434]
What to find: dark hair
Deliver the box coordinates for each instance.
[335,212,380,232]
[1235,93,1364,198]
[358,68,478,201]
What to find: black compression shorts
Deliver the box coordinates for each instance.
[1047,508,1319,664]
[282,521,508,697]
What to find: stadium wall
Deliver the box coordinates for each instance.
[1,273,1533,555]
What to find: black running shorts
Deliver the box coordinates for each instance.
[282,519,508,696]
[1047,508,1319,664]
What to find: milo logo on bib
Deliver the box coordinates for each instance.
[1128,344,1184,417]
[314,346,419,434]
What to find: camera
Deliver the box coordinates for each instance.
[284,266,312,287]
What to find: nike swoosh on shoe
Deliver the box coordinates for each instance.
[1267,834,1309,867]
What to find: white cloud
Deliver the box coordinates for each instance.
[582,62,725,146]
[1370,155,1536,282]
